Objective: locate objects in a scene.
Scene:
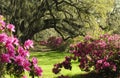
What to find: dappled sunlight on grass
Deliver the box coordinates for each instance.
[30,51,70,65]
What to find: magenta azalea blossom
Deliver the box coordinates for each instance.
[24,39,34,49]
[5,43,15,52]
[0,33,8,43]
[0,53,11,63]
[6,37,15,44]
[97,59,103,64]
[6,37,19,45]
[15,56,31,71]
[18,46,29,57]
[7,24,15,32]
[8,50,15,58]
[15,56,25,66]
[23,59,31,71]
[0,15,42,78]
[18,46,24,53]
[98,40,106,48]
[34,66,43,76]
[23,50,29,57]
[32,57,38,66]
[103,61,110,67]
[13,37,19,46]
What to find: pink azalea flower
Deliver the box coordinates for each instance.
[15,56,25,66]
[0,53,11,63]
[23,59,31,71]
[98,40,106,48]
[18,46,24,53]
[8,50,15,58]
[6,37,14,44]
[15,56,31,71]
[24,39,34,49]
[34,66,43,76]
[18,46,29,57]
[13,37,19,46]
[97,59,103,64]
[103,61,110,67]
[6,37,19,45]
[0,33,8,43]
[32,57,38,66]
[7,24,15,32]
[5,43,15,52]
[24,50,29,57]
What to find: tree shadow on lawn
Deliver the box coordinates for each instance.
[31,51,70,59]
[71,71,112,78]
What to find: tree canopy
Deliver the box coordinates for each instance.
[0,0,114,42]
[107,0,120,34]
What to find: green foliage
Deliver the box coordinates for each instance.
[33,28,60,42]
[0,0,114,42]
[107,0,120,34]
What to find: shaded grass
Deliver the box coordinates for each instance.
[71,71,103,78]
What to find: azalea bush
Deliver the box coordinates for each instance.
[40,36,73,51]
[0,15,42,78]
[53,34,120,78]
[40,36,65,51]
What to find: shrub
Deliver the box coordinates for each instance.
[0,15,42,78]
[40,36,65,51]
[39,36,74,52]
[47,36,63,49]
[53,34,120,78]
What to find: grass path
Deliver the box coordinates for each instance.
[30,51,85,78]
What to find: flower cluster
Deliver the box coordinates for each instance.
[52,56,72,74]
[32,57,42,76]
[53,34,120,78]
[40,36,63,50]
[0,15,42,78]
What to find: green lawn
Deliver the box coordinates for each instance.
[5,51,86,78]
[30,51,86,78]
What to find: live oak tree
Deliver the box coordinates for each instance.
[0,0,114,42]
[107,0,120,34]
